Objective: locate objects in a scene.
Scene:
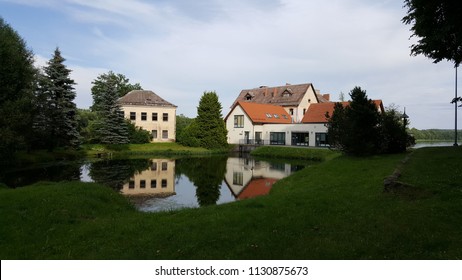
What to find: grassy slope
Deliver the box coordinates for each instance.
[1,147,461,259]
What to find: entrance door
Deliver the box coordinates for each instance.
[255,132,262,145]
[244,131,250,144]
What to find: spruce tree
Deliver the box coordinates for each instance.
[34,48,80,149]
[93,79,129,144]
[194,91,228,149]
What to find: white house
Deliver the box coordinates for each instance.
[231,83,330,123]
[225,92,385,147]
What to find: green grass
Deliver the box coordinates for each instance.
[83,143,228,158]
[251,146,340,161]
[1,147,461,259]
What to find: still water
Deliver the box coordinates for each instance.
[2,156,306,212]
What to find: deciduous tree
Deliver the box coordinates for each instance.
[0,17,36,161]
[91,71,142,112]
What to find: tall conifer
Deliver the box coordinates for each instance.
[35,48,80,149]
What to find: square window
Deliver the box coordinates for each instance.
[140,180,146,188]
[152,130,158,139]
[162,130,168,139]
[161,162,168,171]
[141,112,147,121]
[161,179,167,188]
[151,180,157,188]
[163,113,168,122]
[152,113,158,121]
[130,112,136,120]
[129,180,135,189]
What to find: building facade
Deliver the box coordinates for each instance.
[118,90,177,142]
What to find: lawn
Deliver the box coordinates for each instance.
[1,147,461,259]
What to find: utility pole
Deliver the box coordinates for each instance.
[455,66,459,147]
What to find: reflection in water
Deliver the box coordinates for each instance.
[2,156,306,212]
[176,156,227,206]
[89,159,150,190]
[224,157,295,200]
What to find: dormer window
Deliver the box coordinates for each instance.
[274,114,280,119]
[265,113,272,118]
[282,89,293,97]
[245,92,254,101]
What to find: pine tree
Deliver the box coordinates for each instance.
[34,48,80,150]
[194,91,228,149]
[93,79,129,144]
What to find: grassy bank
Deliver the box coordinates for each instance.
[251,146,340,161]
[83,143,230,158]
[1,147,461,259]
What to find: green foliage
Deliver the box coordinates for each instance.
[175,114,195,145]
[409,128,462,141]
[33,48,81,150]
[91,76,130,144]
[379,108,415,153]
[193,91,228,149]
[327,87,381,155]
[403,0,462,66]
[327,87,413,155]
[126,120,152,144]
[0,17,36,162]
[77,109,98,144]
[91,71,142,112]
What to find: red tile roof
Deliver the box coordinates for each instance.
[302,100,384,123]
[230,101,293,124]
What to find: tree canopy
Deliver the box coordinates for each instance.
[327,87,413,155]
[403,0,462,66]
[0,17,36,160]
[91,71,142,112]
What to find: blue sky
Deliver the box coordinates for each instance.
[1,0,459,129]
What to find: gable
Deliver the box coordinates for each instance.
[232,83,317,108]
[226,101,293,124]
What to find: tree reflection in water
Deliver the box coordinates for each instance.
[176,156,228,206]
[89,159,151,190]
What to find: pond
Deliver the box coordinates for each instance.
[1,156,307,212]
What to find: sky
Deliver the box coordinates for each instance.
[1,0,460,129]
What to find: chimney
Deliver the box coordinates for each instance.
[323,94,330,101]
[265,87,268,96]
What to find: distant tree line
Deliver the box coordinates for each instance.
[408,128,462,141]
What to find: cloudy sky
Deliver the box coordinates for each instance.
[1,0,460,129]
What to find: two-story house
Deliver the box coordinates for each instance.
[118,90,177,142]
[231,83,329,123]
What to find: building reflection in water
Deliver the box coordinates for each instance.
[224,157,294,200]
[120,159,176,197]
